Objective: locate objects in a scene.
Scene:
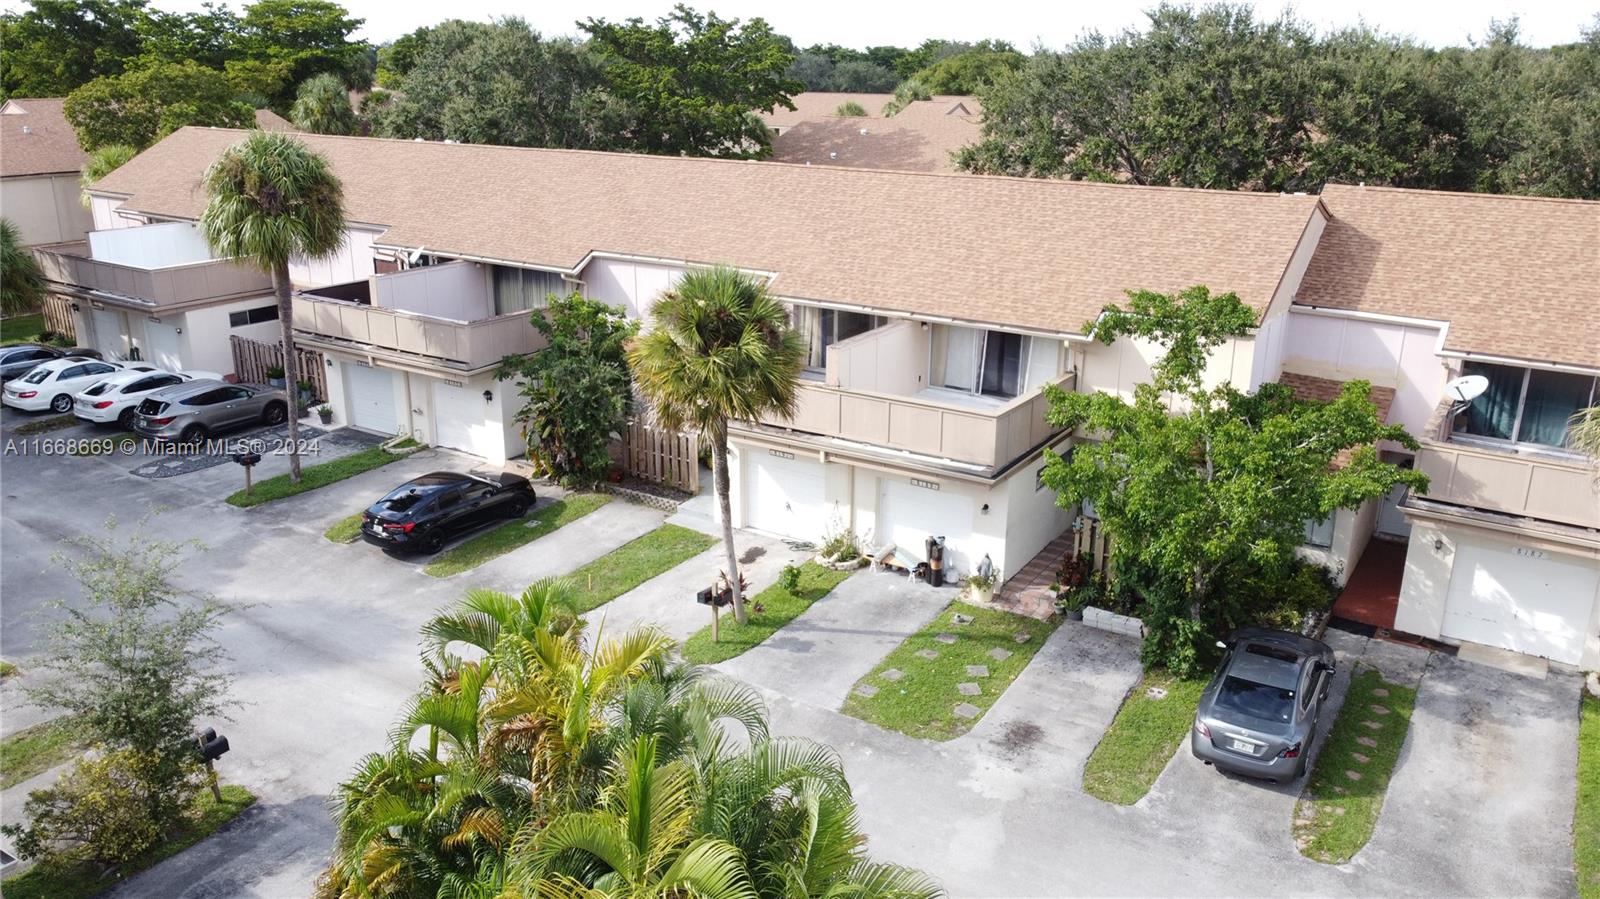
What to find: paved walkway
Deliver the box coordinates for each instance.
[1331,539,1406,630]
[716,568,953,709]
[989,531,1072,619]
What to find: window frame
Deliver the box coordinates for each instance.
[1456,361,1598,456]
[1303,513,1335,549]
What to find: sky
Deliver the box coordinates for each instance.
[2,0,1595,48]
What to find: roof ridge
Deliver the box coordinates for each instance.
[1322,181,1600,208]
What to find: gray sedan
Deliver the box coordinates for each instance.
[131,379,289,443]
[1190,628,1335,784]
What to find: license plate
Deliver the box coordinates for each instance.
[1230,739,1257,754]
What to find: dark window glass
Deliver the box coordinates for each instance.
[229,305,280,328]
[1215,676,1295,723]
[1462,361,1522,440]
[221,386,251,401]
[1519,369,1596,447]
[183,388,228,406]
[437,490,462,510]
[981,331,1024,398]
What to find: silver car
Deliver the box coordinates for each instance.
[131,379,289,443]
[1190,628,1335,784]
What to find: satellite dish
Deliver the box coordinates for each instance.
[1445,374,1489,404]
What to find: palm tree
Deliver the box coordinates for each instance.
[292,73,360,135]
[79,144,137,206]
[1570,406,1600,480]
[200,131,347,483]
[628,266,805,624]
[0,218,46,318]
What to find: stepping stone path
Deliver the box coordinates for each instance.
[1013,632,1032,644]
[1370,704,1390,715]
[881,669,905,682]
[854,683,879,698]
[935,633,958,645]
[1345,770,1363,781]
[1372,687,1390,697]
[987,647,1013,662]
[1363,720,1383,730]
[965,665,990,677]
[1357,736,1378,748]
[1352,752,1370,764]
[915,649,940,660]
[953,613,973,625]
[957,682,981,696]
[1146,686,1169,700]
[953,703,982,720]
[1332,785,1348,795]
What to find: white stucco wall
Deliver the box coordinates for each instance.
[289,228,378,289]
[376,261,490,320]
[88,194,142,231]
[1,174,93,246]
[999,442,1074,582]
[580,257,687,320]
[87,221,214,267]
[1296,500,1379,586]
[1078,333,1256,400]
[829,319,928,393]
[181,296,282,375]
[1281,310,1447,438]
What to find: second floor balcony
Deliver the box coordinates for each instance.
[293,260,545,372]
[33,222,272,309]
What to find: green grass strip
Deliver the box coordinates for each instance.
[1575,693,1600,899]
[1,716,87,789]
[681,561,854,665]
[0,659,17,678]
[1293,666,1418,863]
[840,603,1057,740]
[1081,671,1206,805]
[226,445,405,507]
[423,494,612,578]
[323,511,365,544]
[564,524,717,615]
[1,785,255,899]
[0,312,47,344]
[12,414,77,436]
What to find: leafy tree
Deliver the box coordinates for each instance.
[829,58,901,92]
[1039,286,1427,674]
[80,143,139,206]
[289,71,356,134]
[134,1,239,70]
[200,132,347,483]
[497,292,639,488]
[908,40,1024,94]
[880,78,931,116]
[836,100,868,116]
[21,522,234,826]
[581,4,803,157]
[1,218,47,316]
[0,0,148,97]
[628,266,805,625]
[63,61,253,151]
[2,748,185,868]
[369,19,622,149]
[235,0,369,108]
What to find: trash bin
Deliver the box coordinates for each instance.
[926,535,946,587]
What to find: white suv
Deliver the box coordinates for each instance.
[2,358,153,414]
[75,369,221,429]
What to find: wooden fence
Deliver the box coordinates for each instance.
[229,334,327,402]
[620,419,700,493]
[40,293,75,339]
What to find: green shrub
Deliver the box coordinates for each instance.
[2,748,197,867]
[777,563,801,592]
[835,100,867,116]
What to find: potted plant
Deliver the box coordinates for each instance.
[1056,588,1086,621]
[266,365,286,388]
[1055,551,1095,621]
[296,379,314,405]
[316,404,333,425]
[964,569,998,604]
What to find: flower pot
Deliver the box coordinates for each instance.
[317,410,333,425]
[1063,608,1083,621]
[967,585,995,605]
[268,377,286,389]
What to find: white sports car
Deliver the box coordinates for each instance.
[1,358,154,414]
[74,368,223,428]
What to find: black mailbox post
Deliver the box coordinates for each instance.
[196,726,230,801]
[232,450,262,496]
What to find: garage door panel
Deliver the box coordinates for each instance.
[747,453,828,541]
[434,380,491,456]
[344,363,399,435]
[1441,542,1597,665]
[876,480,973,574]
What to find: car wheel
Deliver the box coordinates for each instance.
[261,402,286,425]
[506,497,531,518]
[418,530,446,555]
[117,408,137,429]
[180,423,207,444]
[50,394,71,413]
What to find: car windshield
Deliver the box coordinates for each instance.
[382,492,427,513]
[22,368,51,384]
[1215,676,1295,723]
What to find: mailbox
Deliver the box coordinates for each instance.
[197,727,230,762]
[696,587,732,608]
[232,451,261,467]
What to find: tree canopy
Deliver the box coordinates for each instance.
[1040,286,1428,674]
[64,61,254,151]
[289,71,357,134]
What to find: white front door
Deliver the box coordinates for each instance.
[875,478,975,574]
[343,362,399,435]
[1376,483,1412,539]
[433,380,491,456]
[1440,540,1598,665]
[745,451,829,542]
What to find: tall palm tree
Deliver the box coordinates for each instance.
[0,218,46,318]
[200,131,347,483]
[628,266,805,624]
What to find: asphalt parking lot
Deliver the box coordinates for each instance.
[0,408,1584,898]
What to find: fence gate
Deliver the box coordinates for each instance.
[40,293,75,340]
[620,419,700,494]
[229,335,327,402]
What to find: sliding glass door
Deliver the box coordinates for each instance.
[1461,360,1598,450]
[931,326,1060,400]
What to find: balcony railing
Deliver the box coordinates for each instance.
[33,241,272,307]
[291,294,543,371]
[1415,400,1600,529]
[754,371,1076,470]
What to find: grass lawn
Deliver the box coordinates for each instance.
[1,785,255,899]
[840,603,1058,741]
[1292,666,1417,864]
[1,716,87,789]
[0,659,17,678]
[423,494,612,578]
[226,445,406,507]
[562,524,717,614]
[12,414,77,436]
[0,312,48,344]
[1576,693,1600,899]
[323,511,364,544]
[681,561,854,665]
[1081,671,1206,805]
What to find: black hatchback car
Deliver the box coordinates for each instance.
[360,471,536,555]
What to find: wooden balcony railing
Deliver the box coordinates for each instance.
[33,241,272,307]
[291,294,543,371]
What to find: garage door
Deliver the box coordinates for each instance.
[91,307,129,358]
[746,451,829,541]
[876,479,974,573]
[144,321,183,371]
[344,363,399,435]
[1441,541,1598,665]
[433,380,492,456]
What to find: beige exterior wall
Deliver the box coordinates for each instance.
[1296,500,1380,586]
[1078,332,1256,399]
[1,173,92,246]
[580,257,687,321]
[1415,436,1600,530]
[827,319,927,393]
[1280,309,1447,440]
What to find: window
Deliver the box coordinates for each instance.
[436,489,462,511]
[790,306,878,371]
[980,331,1024,398]
[1303,513,1335,549]
[1459,361,1597,450]
[492,265,565,315]
[228,305,280,327]
[183,388,231,406]
[1215,676,1294,723]
[931,327,1062,399]
[220,386,251,402]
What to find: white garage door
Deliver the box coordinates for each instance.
[1441,541,1599,665]
[144,321,183,371]
[876,479,974,573]
[433,380,493,456]
[91,308,129,358]
[746,451,829,541]
[344,363,399,435]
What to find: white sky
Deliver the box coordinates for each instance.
[2,0,1594,48]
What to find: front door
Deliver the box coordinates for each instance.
[1376,483,1411,540]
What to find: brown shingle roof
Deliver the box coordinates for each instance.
[1281,370,1397,468]
[0,98,88,177]
[1298,183,1600,369]
[253,109,293,132]
[769,100,982,173]
[760,92,981,131]
[91,127,1324,335]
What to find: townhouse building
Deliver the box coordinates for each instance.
[60,127,1599,670]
